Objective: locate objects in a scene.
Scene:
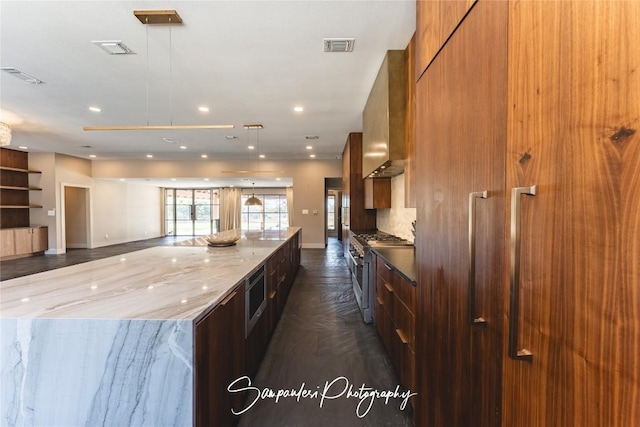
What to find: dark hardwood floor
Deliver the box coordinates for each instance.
[237,238,414,426]
[0,236,414,426]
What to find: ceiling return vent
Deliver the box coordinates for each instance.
[92,40,135,55]
[0,67,44,84]
[323,38,355,52]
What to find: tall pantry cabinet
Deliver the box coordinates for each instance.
[414,1,640,426]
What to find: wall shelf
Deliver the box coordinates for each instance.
[0,186,42,191]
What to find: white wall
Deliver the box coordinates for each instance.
[92,158,342,248]
[376,173,416,242]
[28,153,162,253]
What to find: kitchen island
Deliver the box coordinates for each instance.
[0,227,301,426]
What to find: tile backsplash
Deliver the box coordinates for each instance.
[376,174,417,242]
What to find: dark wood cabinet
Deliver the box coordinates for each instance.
[415,0,475,79]
[1,147,42,230]
[195,285,245,427]
[364,178,391,209]
[414,1,640,426]
[341,133,376,255]
[373,252,416,404]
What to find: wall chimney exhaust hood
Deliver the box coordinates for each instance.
[362,50,407,178]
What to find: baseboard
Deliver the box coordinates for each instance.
[301,243,325,249]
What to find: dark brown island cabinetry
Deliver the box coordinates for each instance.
[195,284,245,427]
[414,1,640,426]
[195,229,301,426]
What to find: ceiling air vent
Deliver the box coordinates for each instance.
[92,40,135,55]
[323,38,355,53]
[1,67,44,84]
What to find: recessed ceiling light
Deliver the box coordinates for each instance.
[204,178,210,181]
[309,154,316,158]
[294,106,304,113]
[92,40,135,55]
[89,154,97,158]
[171,178,176,181]
[120,178,126,181]
[306,145,313,150]
[89,106,101,113]
[163,137,179,144]
[146,154,153,158]
[224,135,238,140]
[276,178,281,181]
[243,124,264,129]
[201,154,208,158]
[18,146,28,150]
[198,106,210,113]
[305,135,319,140]
[248,145,255,150]
[179,145,187,150]
[259,154,265,158]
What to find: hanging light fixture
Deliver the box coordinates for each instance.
[244,125,263,206]
[245,182,262,206]
[0,122,11,146]
[83,10,233,131]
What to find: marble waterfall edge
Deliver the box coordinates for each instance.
[1,318,193,426]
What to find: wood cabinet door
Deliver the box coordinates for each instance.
[414,1,508,426]
[13,228,32,255]
[31,227,48,252]
[502,1,640,425]
[195,286,245,426]
[0,229,15,257]
[415,0,476,79]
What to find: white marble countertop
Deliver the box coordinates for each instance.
[0,228,300,321]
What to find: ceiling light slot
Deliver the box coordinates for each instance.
[323,38,355,52]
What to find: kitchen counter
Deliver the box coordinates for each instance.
[0,228,300,427]
[371,246,416,285]
[1,228,299,321]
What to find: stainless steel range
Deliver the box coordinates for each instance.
[347,231,413,323]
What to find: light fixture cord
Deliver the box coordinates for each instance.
[145,17,149,126]
[169,16,173,126]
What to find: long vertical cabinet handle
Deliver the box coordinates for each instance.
[468,191,488,325]
[508,185,536,362]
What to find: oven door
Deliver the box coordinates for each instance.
[348,250,365,311]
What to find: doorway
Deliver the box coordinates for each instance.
[63,185,90,249]
[165,188,220,236]
[324,178,342,244]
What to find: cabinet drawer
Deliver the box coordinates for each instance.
[376,273,394,310]
[393,272,415,315]
[376,258,394,285]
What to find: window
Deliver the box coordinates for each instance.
[241,194,288,231]
[327,194,336,231]
[164,188,220,236]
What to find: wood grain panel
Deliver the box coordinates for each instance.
[415,1,507,426]
[503,1,640,425]
[364,177,391,209]
[0,229,15,257]
[195,285,245,426]
[415,0,476,79]
[405,33,416,208]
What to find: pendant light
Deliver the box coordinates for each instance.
[245,182,262,206]
[244,125,263,206]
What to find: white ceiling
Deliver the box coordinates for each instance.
[0,1,415,187]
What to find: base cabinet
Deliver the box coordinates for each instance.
[373,252,416,402]
[195,285,245,427]
[1,226,48,259]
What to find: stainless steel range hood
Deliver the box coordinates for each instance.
[362,50,407,178]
